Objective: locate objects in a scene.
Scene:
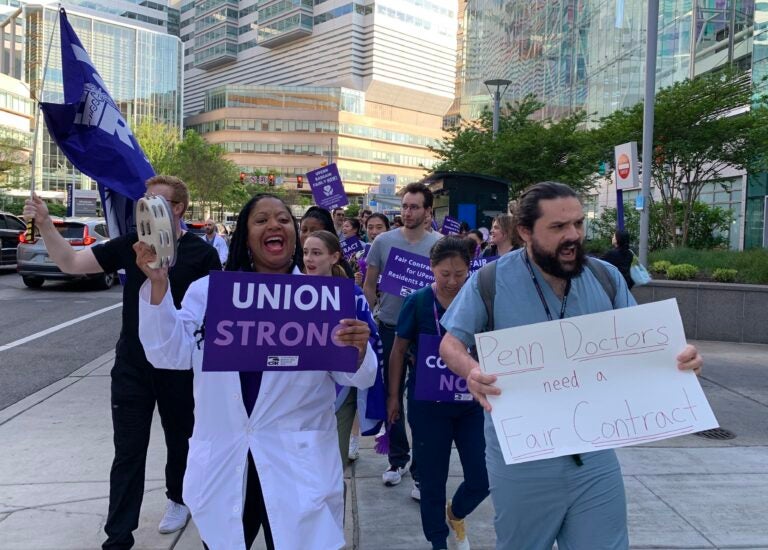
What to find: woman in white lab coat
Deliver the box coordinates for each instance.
[134,194,377,550]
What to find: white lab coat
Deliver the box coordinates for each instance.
[138,272,377,550]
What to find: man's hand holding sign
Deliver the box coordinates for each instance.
[443,299,712,465]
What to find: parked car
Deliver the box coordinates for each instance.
[16,218,116,289]
[0,211,26,267]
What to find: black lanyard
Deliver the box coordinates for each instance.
[523,250,571,321]
[523,250,582,467]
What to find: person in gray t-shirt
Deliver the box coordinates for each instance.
[363,183,441,493]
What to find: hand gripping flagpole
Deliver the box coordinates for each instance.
[25,4,60,243]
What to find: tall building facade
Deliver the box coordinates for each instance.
[461,0,765,249]
[0,2,182,195]
[175,0,457,196]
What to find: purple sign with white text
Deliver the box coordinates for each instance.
[306,163,349,211]
[414,334,473,402]
[202,271,358,372]
[470,255,499,274]
[440,216,461,236]
[378,247,434,297]
[341,235,365,258]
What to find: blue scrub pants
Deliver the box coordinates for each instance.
[408,396,489,549]
[486,412,628,550]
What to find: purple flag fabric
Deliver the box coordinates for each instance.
[39,8,155,238]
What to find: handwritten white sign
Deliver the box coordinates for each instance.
[474,299,718,465]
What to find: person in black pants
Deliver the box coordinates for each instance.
[387,237,489,550]
[24,176,221,549]
[602,229,634,290]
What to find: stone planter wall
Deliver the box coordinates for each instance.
[632,280,768,344]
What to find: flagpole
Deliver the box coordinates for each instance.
[25,3,60,241]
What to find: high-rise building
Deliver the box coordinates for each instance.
[175,0,458,197]
[460,0,766,250]
[0,2,182,195]
[443,0,467,130]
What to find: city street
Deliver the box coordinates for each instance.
[0,267,122,410]
[0,264,766,549]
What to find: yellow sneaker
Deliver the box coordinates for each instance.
[446,501,470,550]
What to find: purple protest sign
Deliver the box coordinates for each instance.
[414,334,473,402]
[202,271,358,372]
[440,216,461,236]
[341,235,365,259]
[378,247,434,297]
[306,163,349,210]
[470,255,499,274]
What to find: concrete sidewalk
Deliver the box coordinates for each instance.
[1,340,767,549]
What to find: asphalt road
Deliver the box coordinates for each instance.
[0,266,122,410]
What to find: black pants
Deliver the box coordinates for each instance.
[203,452,274,550]
[378,322,418,481]
[102,358,194,550]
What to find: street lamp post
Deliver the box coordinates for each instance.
[640,0,659,267]
[484,79,512,138]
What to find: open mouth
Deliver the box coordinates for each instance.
[559,243,577,260]
[264,235,285,253]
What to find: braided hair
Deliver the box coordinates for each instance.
[225,193,301,273]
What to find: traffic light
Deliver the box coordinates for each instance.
[268,174,275,186]
[239,172,245,183]
[296,175,304,189]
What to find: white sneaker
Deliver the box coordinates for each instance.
[348,436,360,461]
[158,499,190,534]
[382,465,407,486]
[410,481,421,501]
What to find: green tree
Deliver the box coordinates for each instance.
[0,134,30,192]
[171,130,239,218]
[592,201,731,251]
[595,69,768,247]
[221,178,311,215]
[133,119,180,175]
[429,95,602,198]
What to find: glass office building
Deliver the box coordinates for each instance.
[176,0,457,197]
[461,0,765,248]
[0,4,182,194]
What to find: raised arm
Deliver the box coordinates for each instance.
[24,193,103,274]
[135,240,201,371]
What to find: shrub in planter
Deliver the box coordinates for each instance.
[712,268,738,283]
[667,263,699,280]
[651,260,672,274]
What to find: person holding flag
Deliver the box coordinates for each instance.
[25,178,221,547]
[25,8,222,549]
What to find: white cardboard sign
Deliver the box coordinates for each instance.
[474,299,718,465]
